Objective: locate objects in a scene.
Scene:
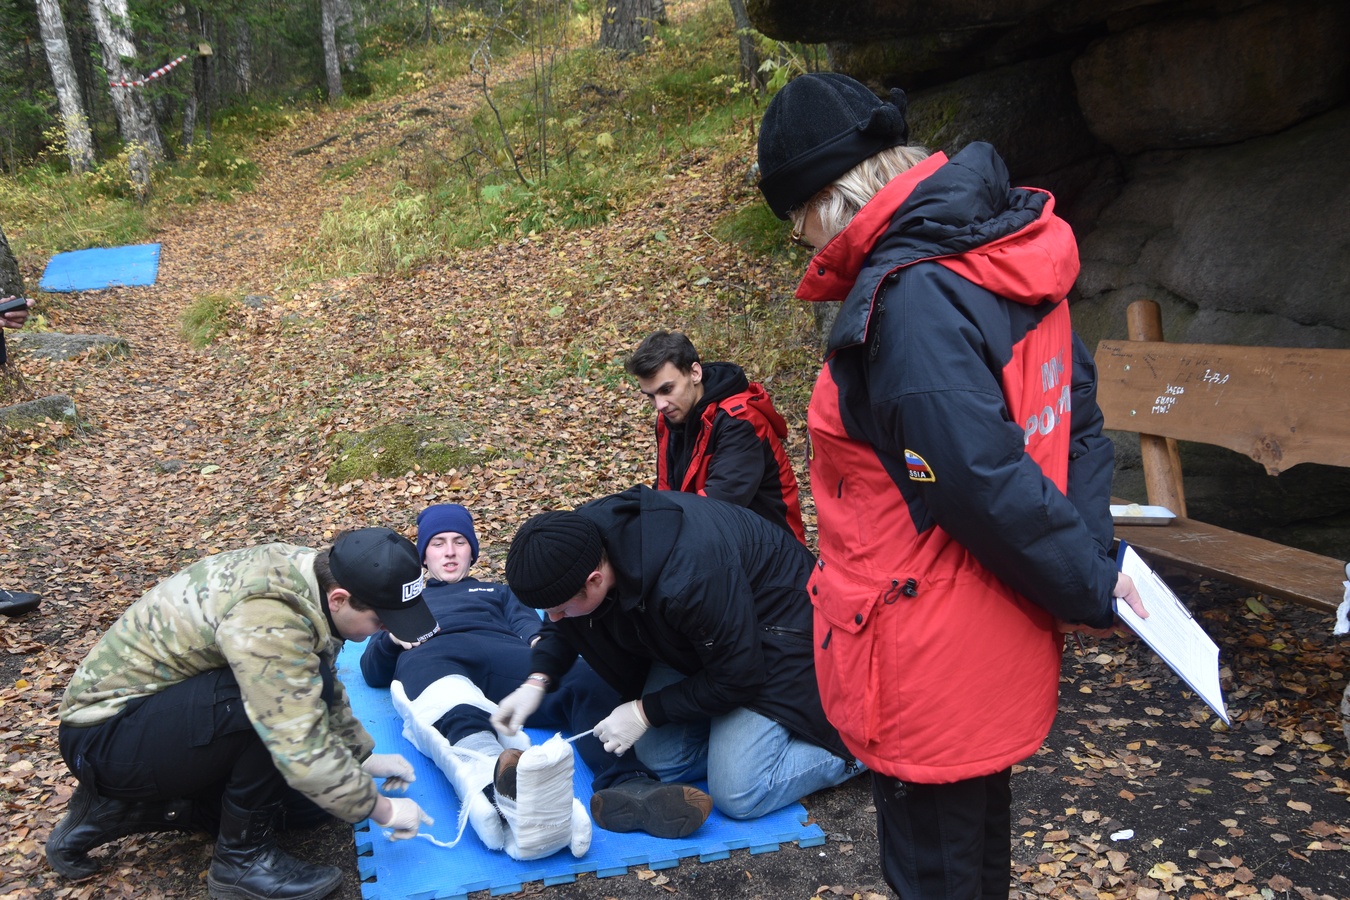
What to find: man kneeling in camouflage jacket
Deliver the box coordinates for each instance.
[48,528,439,900]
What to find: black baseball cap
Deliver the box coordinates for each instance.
[329,528,438,643]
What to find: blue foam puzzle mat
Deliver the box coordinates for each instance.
[39,244,161,291]
[336,639,825,900]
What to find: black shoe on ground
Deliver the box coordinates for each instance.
[589,777,712,839]
[207,797,341,900]
[0,589,41,616]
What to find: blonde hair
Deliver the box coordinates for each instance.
[790,144,932,246]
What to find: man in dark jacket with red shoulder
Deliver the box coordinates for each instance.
[625,331,805,543]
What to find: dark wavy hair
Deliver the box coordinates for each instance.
[625,330,700,378]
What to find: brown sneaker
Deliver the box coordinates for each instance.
[493,748,524,800]
[589,777,712,839]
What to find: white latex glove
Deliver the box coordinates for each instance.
[593,700,649,755]
[490,682,545,736]
[362,753,416,792]
[373,797,433,841]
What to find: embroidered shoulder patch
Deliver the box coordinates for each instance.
[905,449,936,483]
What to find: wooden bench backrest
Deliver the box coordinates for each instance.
[1094,300,1350,516]
[1095,339,1350,474]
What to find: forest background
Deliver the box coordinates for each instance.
[2,1,1348,899]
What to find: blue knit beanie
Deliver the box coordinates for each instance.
[416,504,480,564]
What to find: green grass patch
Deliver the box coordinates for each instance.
[325,417,496,483]
[0,163,157,257]
[180,293,237,348]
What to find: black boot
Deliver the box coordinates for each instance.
[46,779,196,879]
[206,797,342,900]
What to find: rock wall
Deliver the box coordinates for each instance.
[749,0,1350,553]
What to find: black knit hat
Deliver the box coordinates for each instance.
[757,72,910,219]
[505,511,604,610]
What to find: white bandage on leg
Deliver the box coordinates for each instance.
[393,674,530,751]
[495,734,591,860]
[391,678,528,851]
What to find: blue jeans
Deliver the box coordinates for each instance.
[633,663,855,819]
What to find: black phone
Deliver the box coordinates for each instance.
[0,296,30,315]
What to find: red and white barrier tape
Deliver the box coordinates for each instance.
[109,54,189,88]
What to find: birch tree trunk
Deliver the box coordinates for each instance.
[86,0,164,192]
[320,0,343,102]
[232,19,252,94]
[726,0,760,90]
[334,0,359,73]
[599,0,656,54]
[182,79,198,148]
[36,0,96,172]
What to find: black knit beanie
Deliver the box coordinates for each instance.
[757,72,910,219]
[505,510,604,609]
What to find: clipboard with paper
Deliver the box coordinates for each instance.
[1114,541,1230,725]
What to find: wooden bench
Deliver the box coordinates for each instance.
[1093,299,1350,615]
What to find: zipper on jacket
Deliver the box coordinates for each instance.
[868,303,886,361]
[763,624,810,639]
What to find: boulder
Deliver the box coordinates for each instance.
[747,0,1060,44]
[0,394,77,427]
[1074,105,1350,349]
[8,332,131,360]
[1072,0,1350,154]
[908,54,1102,185]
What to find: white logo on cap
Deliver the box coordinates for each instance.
[402,575,424,604]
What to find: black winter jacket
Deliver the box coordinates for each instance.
[529,485,848,759]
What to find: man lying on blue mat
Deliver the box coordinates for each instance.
[359,504,712,861]
[498,486,861,823]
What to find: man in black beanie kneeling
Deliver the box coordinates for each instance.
[493,485,859,830]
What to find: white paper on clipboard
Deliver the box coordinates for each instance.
[1115,543,1230,725]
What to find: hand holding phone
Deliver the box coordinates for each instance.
[0,296,31,316]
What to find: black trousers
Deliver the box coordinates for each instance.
[59,667,328,827]
[871,767,1013,900]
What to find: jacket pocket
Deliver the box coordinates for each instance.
[808,561,893,747]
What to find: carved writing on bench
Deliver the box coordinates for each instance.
[1152,384,1184,415]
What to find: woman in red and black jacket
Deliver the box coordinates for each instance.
[756,73,1148,900]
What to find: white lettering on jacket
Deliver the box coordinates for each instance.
[1024,351,1071,445]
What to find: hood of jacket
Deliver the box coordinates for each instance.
[796,142,1080,355]
[684,361,750,427]
[577,485,681,610]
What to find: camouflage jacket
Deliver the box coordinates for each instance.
[58,544,379,823]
